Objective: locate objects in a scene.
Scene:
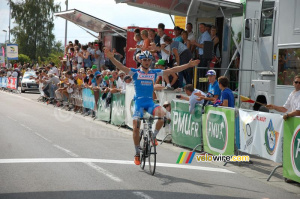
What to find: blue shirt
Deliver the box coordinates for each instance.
[92,71,101,86]
[197,31,211,55]
[173,36,184,43]
[170,41,188,56]
[208,81,221,101]
[189,89,206,114]
[220,88,235,108]
[129,68,163,100]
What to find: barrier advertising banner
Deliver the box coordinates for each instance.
[1,77,7,88]
[111,93,126,126]
[171,100,202,149]
[125,84,135,129]
[203,106,235,156]
[283,117,300,183]
[82,88,95,110]
[7,77,17,90]
[6,44,18,60]
[239,109,283,163]
[97,93,112,122]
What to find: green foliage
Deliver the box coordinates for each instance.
[18,54,30,64]
[9,0,60,61]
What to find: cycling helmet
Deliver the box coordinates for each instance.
[139,51,153,60]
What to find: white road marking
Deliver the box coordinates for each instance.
[53,145,79,158]
[84,162,122,182]
[7,116,17,122]
[34,132,52,143]
[20,124,27,128]
[0,158,235,173]
[133,192,153,199]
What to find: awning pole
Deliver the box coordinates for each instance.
[74,24,98,38]
[169,14,175,26]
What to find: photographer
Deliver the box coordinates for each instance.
[176,84,206,114]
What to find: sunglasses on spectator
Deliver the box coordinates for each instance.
[163,105,170,108]
[294,81,300,84]
[142,58,152,62]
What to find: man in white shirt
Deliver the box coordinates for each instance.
[151,23,170,64]
[49,63,59,76]
[186,22,196,42]
[267,75,300,120]
[177,84,206,114]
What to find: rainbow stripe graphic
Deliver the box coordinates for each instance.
[176,152,196,164]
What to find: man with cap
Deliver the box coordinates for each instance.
[173,26,184,43]
[195,69,221,104]
[91,65,101,87]
[117,70,126,90]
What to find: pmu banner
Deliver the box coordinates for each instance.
[82,88,95,110]
[111,93,126,126]
[239,109,283,163]
[283,117,300,183]
[171,100,202,150]
[6,44,18,60]
[7,77,17,90]
[203,106,235,156]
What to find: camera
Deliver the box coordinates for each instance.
[176,94,181,99]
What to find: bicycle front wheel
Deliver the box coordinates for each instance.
[148,134,156,175]
[139,130,146,170]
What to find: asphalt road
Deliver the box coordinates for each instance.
[0,90,299,199]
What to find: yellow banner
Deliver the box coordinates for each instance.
[174,16,186,29]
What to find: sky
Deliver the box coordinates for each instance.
[0,0,240,46]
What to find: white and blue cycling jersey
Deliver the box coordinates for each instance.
[129,68,164,118]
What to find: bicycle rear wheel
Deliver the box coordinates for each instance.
[148,133,156,175]
[139,130,146,170]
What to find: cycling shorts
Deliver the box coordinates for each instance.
[133,98,160,119]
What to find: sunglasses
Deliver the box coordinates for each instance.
[142,58,152,62]
[294,81,300,84]
[163,104,170,108]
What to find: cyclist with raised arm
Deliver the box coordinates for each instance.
[105,49,200,165]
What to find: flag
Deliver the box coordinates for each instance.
[240,95,255,103]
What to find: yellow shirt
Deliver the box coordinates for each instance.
[77,78,83,86]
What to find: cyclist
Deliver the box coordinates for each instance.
[105,49,200,165]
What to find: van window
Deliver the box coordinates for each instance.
[260,1,275,37]
[277,48,300,85]
[245,19,252,40]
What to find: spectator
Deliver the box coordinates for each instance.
[210,26,221,74]
[117,71,125,90]
[93,43,102,71]
[177,84,206,114]
[195,70,221,104]
[129,33,143,67]
[154,59,179,90]
[267,75,300,120]
[49,62,59,76]
[76,46,83,71]
[206,24,212,34]
[121,75,132,93]
[191,23,212,84]
[151,23,171,67]
[173,26,184,43]
[218,76,234,108]
[82,45,92,70]
[141,30,150,51]
[148,29,161,59]
[181,30,191,51]
[163,36,192,92]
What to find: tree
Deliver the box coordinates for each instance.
[9,0,60,61]
[18,54,30,64]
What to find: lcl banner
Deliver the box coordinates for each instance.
[7,77,17,90]
[6,44,18,60]
[239,109,283,163]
